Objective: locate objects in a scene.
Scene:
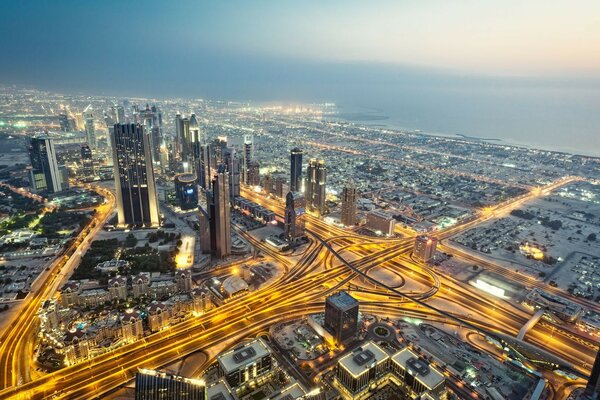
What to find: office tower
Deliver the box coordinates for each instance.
[58,112,75,132]
[586,349,600,399]
[262,174,272,194]
[366,210,396,236]
[174,173,198,211]
[134,369,205,400]
[229,156,241,201]
[112,123,160,227]
[217,339,274,391]
[29,137,63,194]
[274,175,286,198]
[247,160,260,186]
[305,158,326,216]
[80,144,94,180]
[284,191,305,243]
[207,166,231,258]
[242,134,253,184]
[113,105,125,123]
[199,143,212,190]
[341,182,357,227]
[83,108,96,148]
[335,342,389,397]
[181,117,191,161]
[391,348,448,400]
[290,147,303,192]
[198,206,212,254]
[175,113,183,159]
[324,291,359,344]
[413,235,438,263]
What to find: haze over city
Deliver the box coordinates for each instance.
[0,2,600,400]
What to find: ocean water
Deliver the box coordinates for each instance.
[332,82,600,157]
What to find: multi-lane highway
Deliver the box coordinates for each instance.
[0,176,595,399]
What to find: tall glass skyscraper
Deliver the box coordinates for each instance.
[112,123,160,227]
[290,147,303,192]
[29,136,63,194]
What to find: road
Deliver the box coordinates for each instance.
[0,176,595,399]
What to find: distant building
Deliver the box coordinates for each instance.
[284,191,306,243]
[174,173,198,210]
[414,235,438,263]
[147,301,170,332]
[341,183,357,226]
[217,338,274,392]
[108,276,128,301]
[134,369,206,400]
[80,144,94,180]
[112,123,160,227]
[242,134,253,185]
[198,143,212,190]
[324,291,359,344]
[290,147,303,192]
[29,136,63,194]
[58,112,75,132]
[274,175,286,198]
[365,209,396,236]
[305,158,326,216]
[247,160,260,186]
[84,109,96,148]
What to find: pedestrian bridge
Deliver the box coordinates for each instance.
[517,309,545,340]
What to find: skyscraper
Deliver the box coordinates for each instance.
[112,123,160,227]
[134,369,205,400]
[199,143,212,190]
[58,112,75,132]
[247,160,260,186]
[413,235,438,263]
[174,173,198,211]
[207,165,231,258]
[290,147,303,192]
[305,158,326,216]
[242,134,253,184]
[324,291,359,344]
[80,144,94,181]
[83,108,96,148]
[586,349,600,399]
[341,182,357,227]
[29,137,63,194]
[175,113,183,160]
[181,117,191,161]
[284,191,305,243]
[113,105,125,123]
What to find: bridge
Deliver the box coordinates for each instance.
[517,309,546,340]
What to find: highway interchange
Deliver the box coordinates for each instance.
[0,175,597,399]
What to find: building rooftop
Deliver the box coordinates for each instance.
[268,382,306,400]
[338,341,388,378]
[217,338,271,374]
[391,348,444,391]
[327,291,358,311]
[206,380,235,400]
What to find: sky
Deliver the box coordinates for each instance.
[1,0,600,99]
[1,1,600,155]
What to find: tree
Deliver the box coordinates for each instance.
[587,233,597,242]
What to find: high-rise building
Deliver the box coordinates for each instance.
[207,166,231,258]
[58,112,75,132]
[284,191,305,243]
[290,147,303,192]
[341,183,357,227]
[366,210,396,236]
[413,235,438,263]
[242,134,253,184]
[84,109,96,148]
[247,160,260,186]
[29,137,63,194]
[305,158,326,216]
[113,105,125,123]
[199,143,212,190]
[274,175,286,198]
[335,341,389,397]
[80,144,94,180]
[586,349,600,399]
[174,173,198,211]
[175,113,183,160]
[324,291,359,344]
[181,117,191,161]
[112,123,160,227]
[198,206,212,254]
[134,369,205,400]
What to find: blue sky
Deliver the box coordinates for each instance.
[1,0,600,99]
